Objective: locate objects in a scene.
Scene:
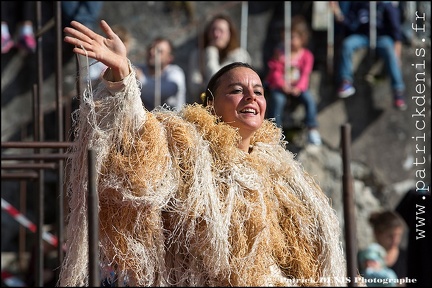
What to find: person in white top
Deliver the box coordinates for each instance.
[188,13,251,103]
[136,36,186,111]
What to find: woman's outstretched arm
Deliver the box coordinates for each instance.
[64,20,130,81]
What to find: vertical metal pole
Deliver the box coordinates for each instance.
[341,123,358,286]
[240,1,248,51]
[155,48,161,108]
[284,2,291,87]
[33,84,39,144]
[327,1,334,75]
[197,17,205,104]
[35,2,45,286]
[369,1,377,59]
[88,149,100,286]
[36,2,44,144]
[54,0,65,278]
[19,125,27,274]
[19,179,27,273]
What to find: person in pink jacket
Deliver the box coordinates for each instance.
[265,15,322,146]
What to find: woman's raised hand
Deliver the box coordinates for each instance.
[64,20,130,81]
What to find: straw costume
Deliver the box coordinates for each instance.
[59,62,347,287]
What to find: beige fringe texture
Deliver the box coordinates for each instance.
[58,64,347,287]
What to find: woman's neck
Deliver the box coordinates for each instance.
[238,136,252,153]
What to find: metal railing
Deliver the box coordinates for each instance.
[1,2,69,286]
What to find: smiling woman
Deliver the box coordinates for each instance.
[202,62,266,152]
[60,19,347,287]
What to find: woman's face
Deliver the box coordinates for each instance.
[211,67,266,138]
[208,19,231,49]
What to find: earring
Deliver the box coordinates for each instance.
[200,92,206,103]
[207,88,214,100]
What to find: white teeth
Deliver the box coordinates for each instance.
[241,108,257,115]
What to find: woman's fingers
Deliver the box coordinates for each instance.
[72,47,95,59]
[64,35,93,57]
[64,20,105,59]
[99,20,114,38]
[64,29,92,50]
[64,20,104,47]
[63,19,128,79]
[65,30,93,44]
[70,20,100,41]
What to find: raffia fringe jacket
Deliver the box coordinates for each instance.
[58,61,347,287]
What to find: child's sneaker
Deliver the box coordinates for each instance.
[1,35,14,54]
[338,81,356,98]
[307,129,322,146]
[17,34,36,53]
[394,98,407,111]
[393,91,407,111]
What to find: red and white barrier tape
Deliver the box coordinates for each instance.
[1,198,58,247]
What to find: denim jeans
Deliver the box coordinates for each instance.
[339,34,405,92]
[62,1,103,29]
[267,89,318,128]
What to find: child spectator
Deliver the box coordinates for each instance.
[369,210,408,280]
[358,243,399,287]
[265,15,322,146]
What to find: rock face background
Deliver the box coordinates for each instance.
[1,0,430,270]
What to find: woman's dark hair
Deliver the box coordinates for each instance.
[202,62,259,106]
[202,13,240,61]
